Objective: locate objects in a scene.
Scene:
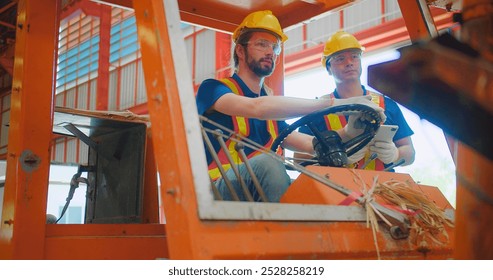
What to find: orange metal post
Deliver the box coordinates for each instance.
[397,0,438,42]
[453,0,493,259]
[96,4,112,110]
[454,143,493,259]
[215,31,232,79]
[142,129,160,223]
[0,0,60,259]
[93,0,133,10]
[133,0,201,259]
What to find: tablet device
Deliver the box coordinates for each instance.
[373,125,398,142]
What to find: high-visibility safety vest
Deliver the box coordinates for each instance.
[324,91,386,170]
[207,77,282,180]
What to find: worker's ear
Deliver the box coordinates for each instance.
[236,44,246,60]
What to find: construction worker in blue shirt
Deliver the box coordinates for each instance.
[295,31,415,171]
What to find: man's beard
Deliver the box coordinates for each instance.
[247,55,274,77]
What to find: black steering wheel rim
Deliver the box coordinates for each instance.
[271,104,382,164]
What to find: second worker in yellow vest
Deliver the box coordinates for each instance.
[295,31,415,171]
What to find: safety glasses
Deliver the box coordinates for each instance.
[329,51,362,65]
[245,39,282,55]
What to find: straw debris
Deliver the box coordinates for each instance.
[374,179,454,248]
[350,170,454,257]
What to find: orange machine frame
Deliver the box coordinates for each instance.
[0,0,490,260]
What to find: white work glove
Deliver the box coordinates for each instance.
[347,144,369,164]
[334,95,386,123]
[370,140,399,164]
[343,113,367,139]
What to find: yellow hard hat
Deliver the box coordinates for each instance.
[232,10,288,43]
[321,31,364,67]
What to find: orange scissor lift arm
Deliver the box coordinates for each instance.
[1,0,477,260]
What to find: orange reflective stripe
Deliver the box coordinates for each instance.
[220,78,249,136]
[265,120,283,155]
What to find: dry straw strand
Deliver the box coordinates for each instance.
[348,170,454,255]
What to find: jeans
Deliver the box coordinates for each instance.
[215,154,291,202]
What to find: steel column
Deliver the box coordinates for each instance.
[96,4,112,110]
[215,31,232,79]
[397,0,438,42]
[133,0,203,259]
[0,0,60,259]
[455,143,493,259]
[454,0,493,260]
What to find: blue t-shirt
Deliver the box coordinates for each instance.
[196,73,288,165]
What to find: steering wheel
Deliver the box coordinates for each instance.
[271,104,382,166]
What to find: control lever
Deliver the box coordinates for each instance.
[360,153,378,169]
[383,158,406,171]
